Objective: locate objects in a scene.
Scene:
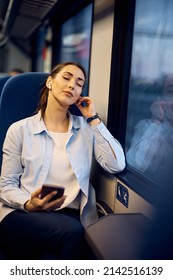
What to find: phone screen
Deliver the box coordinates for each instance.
[41,185,65,202]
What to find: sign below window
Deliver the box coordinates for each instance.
[116,182,129,208]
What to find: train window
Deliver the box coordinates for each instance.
[58,4,93,96]
[43,27,53,73]
[108,0,173,204]
[125,0,173,185]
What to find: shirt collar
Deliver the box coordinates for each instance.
[68,111,81,131]
[33,110,81,135]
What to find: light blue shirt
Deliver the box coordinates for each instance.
[0,111,125,226]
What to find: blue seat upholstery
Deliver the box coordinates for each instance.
[0,72,82,169]
[0,76,11,98]
[0,72,48,169]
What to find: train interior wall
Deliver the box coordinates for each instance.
[89,0,155,220]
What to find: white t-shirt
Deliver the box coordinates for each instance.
[45,130,80,210]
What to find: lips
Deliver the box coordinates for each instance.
[63,91,73,97]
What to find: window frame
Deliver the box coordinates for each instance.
[50,0,93,67]
[107,0,163,207]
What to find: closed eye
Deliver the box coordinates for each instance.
[63,75,84,87]
[77,83,83,87]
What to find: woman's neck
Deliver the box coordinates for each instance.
[43,107,69,133]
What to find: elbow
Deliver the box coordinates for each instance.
[104,158,126,174]
[114,151,126,172]
[112,145,126,172]
[113,158,126,173]
[117,159,126,172]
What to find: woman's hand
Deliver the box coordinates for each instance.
[150,100,173,122]
[24,187,66,212]
[75,96,101,125]
[75,96,97,119]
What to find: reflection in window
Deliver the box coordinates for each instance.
[58,4,93,96]
[126,0,173,182]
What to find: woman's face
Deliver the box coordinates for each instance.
[47,64,85,107]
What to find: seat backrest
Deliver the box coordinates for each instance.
[0,72,48,169]
[0,76,11,98]
[0,72,82,169]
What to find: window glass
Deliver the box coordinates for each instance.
[43,27,52,73]
[125,0,173,182]
[58,4,93,96]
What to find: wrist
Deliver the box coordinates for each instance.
[86,113,101,124]
[88,118,101,125]
[24,200,31,212]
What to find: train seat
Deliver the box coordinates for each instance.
[0,72,83,168]
[0,72,49,259]
[0,72,85,259]
[0,73,48,169]
[0,76,11,98]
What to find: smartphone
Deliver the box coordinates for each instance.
[41,185,65,202]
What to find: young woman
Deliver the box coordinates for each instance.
[0,62,125,259]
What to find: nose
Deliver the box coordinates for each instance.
[68,79,75,89]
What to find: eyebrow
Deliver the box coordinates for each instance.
[63,71,85,82]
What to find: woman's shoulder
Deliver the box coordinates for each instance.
[7,113,38,133]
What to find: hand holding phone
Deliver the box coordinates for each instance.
[40,185,65,202]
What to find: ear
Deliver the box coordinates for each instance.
[46,77,52,89]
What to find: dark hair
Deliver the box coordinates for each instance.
[36,62,86,118]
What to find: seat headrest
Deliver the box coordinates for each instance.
[0,72,48,169]
[0,72,82,169]
[0,72,48,122]
[0,76,11,98]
